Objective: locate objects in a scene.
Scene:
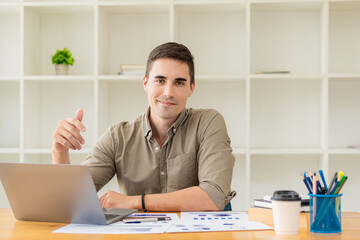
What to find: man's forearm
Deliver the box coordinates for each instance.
[140,186,219,211]
[52,150,70,164]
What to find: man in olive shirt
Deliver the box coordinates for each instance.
[52,42,236,211]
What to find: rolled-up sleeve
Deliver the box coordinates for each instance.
[82,126,118,192]
[197,110,237,210]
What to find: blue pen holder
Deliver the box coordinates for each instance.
[309,193,342,234]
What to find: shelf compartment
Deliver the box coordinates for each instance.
[0,6,20,76]
[251,2,323,74]
[188,81,246,149]
[98,80,148,136]
[0,81,20,148]
[329,154,360,212]
[98,4,170,75]
[250,78,322,148]
[24,5,94,76]
[250,154,321,202]
[329,78,360,148]
[23,80,95,149]
[174,3,246,76]
[329,1,360,74]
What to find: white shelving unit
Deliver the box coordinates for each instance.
[0,0,359,211]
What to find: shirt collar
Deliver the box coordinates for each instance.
[166,108,189,137]
[143,107,152,139]
[143,107,189,140]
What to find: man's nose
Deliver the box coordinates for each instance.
[163,83,174,97]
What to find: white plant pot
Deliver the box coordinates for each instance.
[55,64,69,75]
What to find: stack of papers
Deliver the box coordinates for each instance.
[167,212,272,233]
[53,213,179,234]
[53,212,272,234]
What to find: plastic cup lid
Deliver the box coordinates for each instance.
[271,190,301,201]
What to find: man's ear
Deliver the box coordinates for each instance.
[189,82,195,97]
[143,75,148,92]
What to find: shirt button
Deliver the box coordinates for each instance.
[160,171,165,176]
[173,128,177,133]
[155,146,159,151]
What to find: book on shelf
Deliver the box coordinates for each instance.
[118,64,146,75]
[253,195,309,212]
[248,207,309,228]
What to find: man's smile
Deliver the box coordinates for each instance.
[157,99,177,106]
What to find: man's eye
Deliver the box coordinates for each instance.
[176,81,185,85]
[156,80,164,83]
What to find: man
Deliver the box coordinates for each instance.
[52,42,236,211]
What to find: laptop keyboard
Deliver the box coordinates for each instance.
[104,214,123,224]
[105,214,119,221]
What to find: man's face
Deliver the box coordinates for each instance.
[143,58,195,123]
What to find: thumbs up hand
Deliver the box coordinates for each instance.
[52,109,87,153]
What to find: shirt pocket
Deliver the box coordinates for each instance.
[167,152,198,191]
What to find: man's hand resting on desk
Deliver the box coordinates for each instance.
[99,187,219,211]
[100,191,140,209]
[52,109,86,164]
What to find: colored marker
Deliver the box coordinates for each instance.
[333,175,347,194]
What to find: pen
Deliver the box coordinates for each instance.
[123,217,170,223]
[313,173,322,193]
[326,172,337,194]
[130,214,167,217]
[318,170,328,192]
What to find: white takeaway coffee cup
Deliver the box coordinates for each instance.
[271,190,301,234]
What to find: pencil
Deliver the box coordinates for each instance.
[312,174,317,222]
[302,172,312,193]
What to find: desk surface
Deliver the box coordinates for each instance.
[1,208,360,240]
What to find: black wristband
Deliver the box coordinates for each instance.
[141,193,147,212]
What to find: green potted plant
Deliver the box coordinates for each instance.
[51,48,75,75]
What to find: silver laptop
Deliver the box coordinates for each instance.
[0,162,137,225]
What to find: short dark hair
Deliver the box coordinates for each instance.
[145,42,195,85]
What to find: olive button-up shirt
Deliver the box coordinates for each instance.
[82,108,236,210]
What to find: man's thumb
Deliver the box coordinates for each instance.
[75,109,84,122]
